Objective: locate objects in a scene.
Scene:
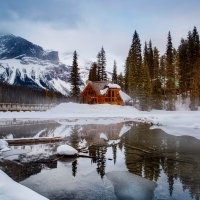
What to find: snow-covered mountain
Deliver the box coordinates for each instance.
[0,34,111,96]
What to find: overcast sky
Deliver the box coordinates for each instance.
[0,0,200,72]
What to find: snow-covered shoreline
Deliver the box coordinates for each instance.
[0,170,48,200]
[0,102,199,127]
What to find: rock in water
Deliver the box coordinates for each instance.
[106,171,157,200]
[57,145,77,156]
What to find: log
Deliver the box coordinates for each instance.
[6,137,62,145]
[125,144,152,154]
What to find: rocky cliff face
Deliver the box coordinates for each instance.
[0,35,59,64]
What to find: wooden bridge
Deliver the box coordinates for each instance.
[0,119,57,127]
[0,103,57,112]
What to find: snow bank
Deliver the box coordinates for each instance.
[57,145,77,155]
[0,140,10,153]
[0,170,48,200]
[106,171,157,200]
[119,90,132,102]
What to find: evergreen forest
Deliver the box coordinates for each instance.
[88,26,200,111]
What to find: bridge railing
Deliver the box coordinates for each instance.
[0,103,57,111]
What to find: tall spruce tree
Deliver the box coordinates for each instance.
[188,27,200,110]
[97,47,107,81]
[112,60,118,83]
[97,52,101,81]
[125,30,142,103]
[147,40,154,81]
[178,38,189,101]
[165,31,176,111]
[70,50,81,99]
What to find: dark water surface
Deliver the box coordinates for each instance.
[0,121,200,200]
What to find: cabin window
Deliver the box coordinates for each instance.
[112,91,114,97]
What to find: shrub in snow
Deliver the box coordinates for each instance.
[57,145,77,155]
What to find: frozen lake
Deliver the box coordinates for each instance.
[0,120,200,200]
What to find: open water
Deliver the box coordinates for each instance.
[0,120,200,200]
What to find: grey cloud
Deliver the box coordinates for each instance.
[0,0,84,29]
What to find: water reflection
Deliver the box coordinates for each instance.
[0,121,200,199]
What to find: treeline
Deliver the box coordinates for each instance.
[0,81,68,104]
[88,26,200,111]
[123,27,200,111]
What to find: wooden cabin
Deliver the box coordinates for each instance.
[80,81,127,106]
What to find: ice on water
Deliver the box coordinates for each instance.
[106,171,157,200]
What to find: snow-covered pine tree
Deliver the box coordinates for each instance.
[70,51,81,100]
[112,60,118,83]
[165,32,176,111]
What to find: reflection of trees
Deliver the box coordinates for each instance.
[112,145,117,164]
[0,159,56,182]
[123,123,200,199]
[88,145,107,179]
[72,160,77,177]
[70,125,80,148]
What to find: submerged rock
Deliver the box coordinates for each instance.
[106,171,157,200]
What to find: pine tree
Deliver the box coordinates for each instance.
[147,40,154,81]
[138,62,152,110]
[97,47,107,81]
[97,52,101,81]
[112,60,118,83]
[152,47,163,109]
[117,72,124,90]
[70,51,81,100]
[88,62,98,81]
[165,32,176,111]
[189,27,200,110]
[178,38,189,100]
[126,30,142,103]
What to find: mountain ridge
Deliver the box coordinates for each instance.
[0,34,111,96]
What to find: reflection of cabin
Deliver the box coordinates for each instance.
[80,81,130,106]
[81,123,124,141]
